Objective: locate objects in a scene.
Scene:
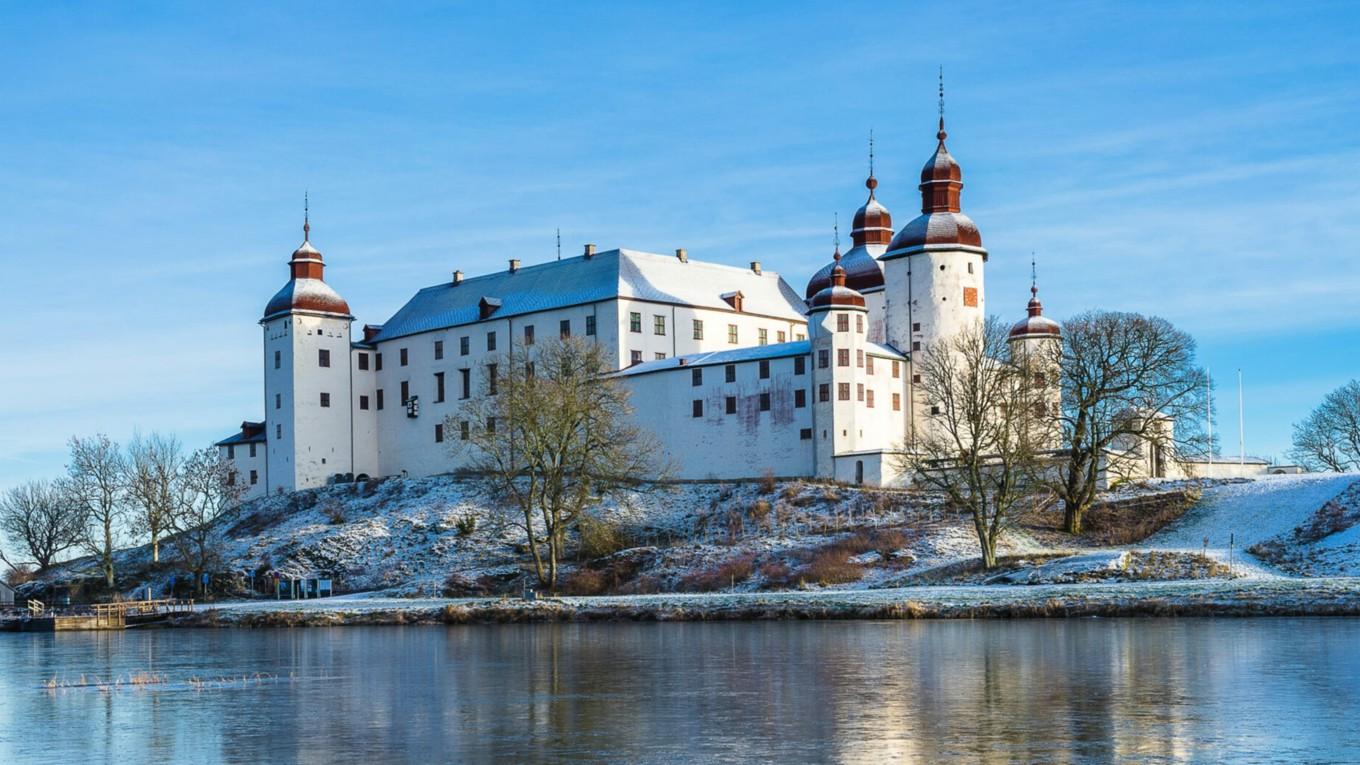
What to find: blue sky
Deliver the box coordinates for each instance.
[1,1,1358,489]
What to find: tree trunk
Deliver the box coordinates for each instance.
[981,536,998,570]
[152,534,159,564]
[1063,500,1084,535]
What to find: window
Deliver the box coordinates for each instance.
[460,336,470,356]
[560,319,571,338]
[838,383,851,401]
[434,423,444,443]
[867,390,875,408]
[693,319,704,340]
[892,360,901,378]
[360,395,370,410]
[727,324,738,344]
[912,374,922,384]
[250,470,258,485]
[227,471,235,486]
[377,390,385,410]
[631,350,642,365]
[818,384,830,403]
[967,261,974,274]
[435,372,445,403]
[434,340,444,360]
[912,341,922,351]
[692,368,703,386]
[725,396,737,414]
[799,428,812,440]
[777,331,786,343]
[794,389,806,408]
[320,392,330,408]
[585,315,596,336]
[758,328,768,346]
[486,417,496,434]
[892,393,901,411]
[856,384,864,402]
[376,353,383,371]
[866,356,875,375]
[963,287,978,307]
[524,325,535,345]
[358,352,370,371]
[856,350,864,368]
[487,332,496,351]
[1034,401,1047,417]
[250,443,256,458]
[487,364,498,395]
[725,364,736,383]
[913,322,921,332]
[276,424,282,439]
[460,369,470,399]
[275,393,281,410]
[796,333,806,341]
[399,348,408,366]
[794,356,806,375]
[931,405,942,415]
[630,312,642,333]
[692,400,703,418]
[838,349,850,367]
[856,315,864,334]
[837,314,849,332]
[227,445,235,459]
[654,315,666,335]
[818,350,829,369]
[400,381,410,404]
[759,392,770,411]
[759,360,769,379]
[460,420,470,440]
[274,350,281,369]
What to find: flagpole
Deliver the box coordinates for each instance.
[1237,369,1245,465]
[1207,372,1213,471]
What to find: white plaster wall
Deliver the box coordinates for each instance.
[615,298,806,366]
[882,247,986,355]
[219,442,267,502]
[263,313,354,492]
[350,346,379,479]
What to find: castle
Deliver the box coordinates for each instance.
[217,115,1071,500]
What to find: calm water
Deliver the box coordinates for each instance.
[2,619,1358,764]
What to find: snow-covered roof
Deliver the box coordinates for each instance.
[216,422,267,446]
[263,278,352,321]
[612,341,812,378]
[372,248,808,343]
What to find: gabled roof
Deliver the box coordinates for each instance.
[371,248,808,343]
[216,421,267,446]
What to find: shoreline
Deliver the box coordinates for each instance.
[165,577,1360,627]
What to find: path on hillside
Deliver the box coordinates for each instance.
[1142,474,1360,577]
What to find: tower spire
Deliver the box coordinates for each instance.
[1027,253,1043,317]
[937,67,947,143]
[833,212,841,258]
[556,227,561,261]
[303,191,310,242]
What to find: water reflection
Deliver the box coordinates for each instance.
[2,619,1357,763]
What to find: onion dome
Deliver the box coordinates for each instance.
[1009,283,1061,340]
[262,210,352,320]
[808,250,866,310]
[887,115,983,252]
[805,170,891,297]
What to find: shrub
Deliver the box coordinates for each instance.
[322,503,346,525]
[560,567,609,596]
[758,560,791,587]
[4,565,34,587]
[758,470,777,495]
[680,554,757,592]
[578,514,633,559]
[455,514,477,537]
[749,499,772,526]
[800,549,862,585]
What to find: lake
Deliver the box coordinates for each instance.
[2,619,1357,763]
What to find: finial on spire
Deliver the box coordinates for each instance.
[556,228,561,261]
[866,130,878,193]
[937,66,947,143]
[833,212,841,258]
[303,191,310,241]
[1031,252,1037,297]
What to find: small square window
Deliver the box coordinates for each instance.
[630,350,642,365]
[799,428,812,440]
[912,374,922,384]
[912,322,921,332]
[912,341,922,352]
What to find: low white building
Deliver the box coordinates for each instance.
[219,116,1066,497]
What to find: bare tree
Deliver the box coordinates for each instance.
[67,434,129,588]
[170,447,244,595]
[449,337,663,590]
[127,432,183,564]
[0,480,87,571]
[895,317,1053,569]
[1051,311,1209,534]
[1290,380,1360,472]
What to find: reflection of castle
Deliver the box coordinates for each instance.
[217,113,1070,499]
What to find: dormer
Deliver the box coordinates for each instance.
[721,291,744,312]
[479,296,502,320]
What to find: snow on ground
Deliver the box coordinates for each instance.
[1142,473,1360,577]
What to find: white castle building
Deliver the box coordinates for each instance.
[217,117,1070,500]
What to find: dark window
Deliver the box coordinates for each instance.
[931,405,941,415]
[227,471,235,486]
[460,336,470,356]
[274,350,281,369]
[838,383,850,401]
[435,372,445,403]
[376,353,383,371]
[460,421,470,440]
[276,424,282,439]
[524,325,535,345]
[250,469,258,485]
[692,399,703,417]
[486,417,496,434]
[795,389,806,408]
[630,350,642,365]
[725,396,737,414]
[818,384,830,403]
[460,369,470,399]
[759,392,770,411]
[585,315,596,336]
[227,445,235,459]
[487,332,496,351]
[799,428,812,440]
[318,349,330,368]
[434,423,444,443]
[630,312,642,333]
[912,341,921,352]
[360,395,370,410]
[838,349,850,367]
[912,374,922,384]
[275,393,281,410]
[434,340,444,360]
[655,352,665,360]
[725,364,736,383]
[560,319,571,338]
[794,356,805,375]
[912,322,921,332]
[377,390,385,410]
[691,368,703,386]
[759,360,769,379]
[693,319,704,340]
[818,350,829,369]
[778,330,786,343]
[358,352,369,370]
[488,364,499,395]
[320,392,330,408]
[400,348,408,366]
[400,381,410,404]
[837,314,849,332]
[249,443,256,458]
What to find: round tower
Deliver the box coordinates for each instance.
[1008,271,1063,449]
[807,253,871,479]
[261,205,355,494]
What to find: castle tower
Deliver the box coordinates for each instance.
[1008,268,1063,449]
[260,205,355,493]
[880,96,987,358]
[807,253,871,478]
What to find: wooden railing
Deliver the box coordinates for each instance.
[91,599,195,628]
[28,599,44,617]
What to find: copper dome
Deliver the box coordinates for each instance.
[807,258,866,310]
[1009,286,1061,339]
[887,118,983,253]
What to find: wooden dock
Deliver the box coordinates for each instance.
[11,599,195,632]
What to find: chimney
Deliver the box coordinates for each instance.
[584,243,597,258]
[452,270,464,285]
[508,259,520,273]
[678,357,688,366]
[676,248,688,263]
[750,261,762,275]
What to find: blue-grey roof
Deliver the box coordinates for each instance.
[215,425,267,446]
[612,341,812,378]
[371,248,808,343]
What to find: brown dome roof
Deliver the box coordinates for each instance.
[888,117,983,253]
[807,256,866,310]
[261,216,352,320]
[806,172,890,297]
[1009,286,1061,339]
